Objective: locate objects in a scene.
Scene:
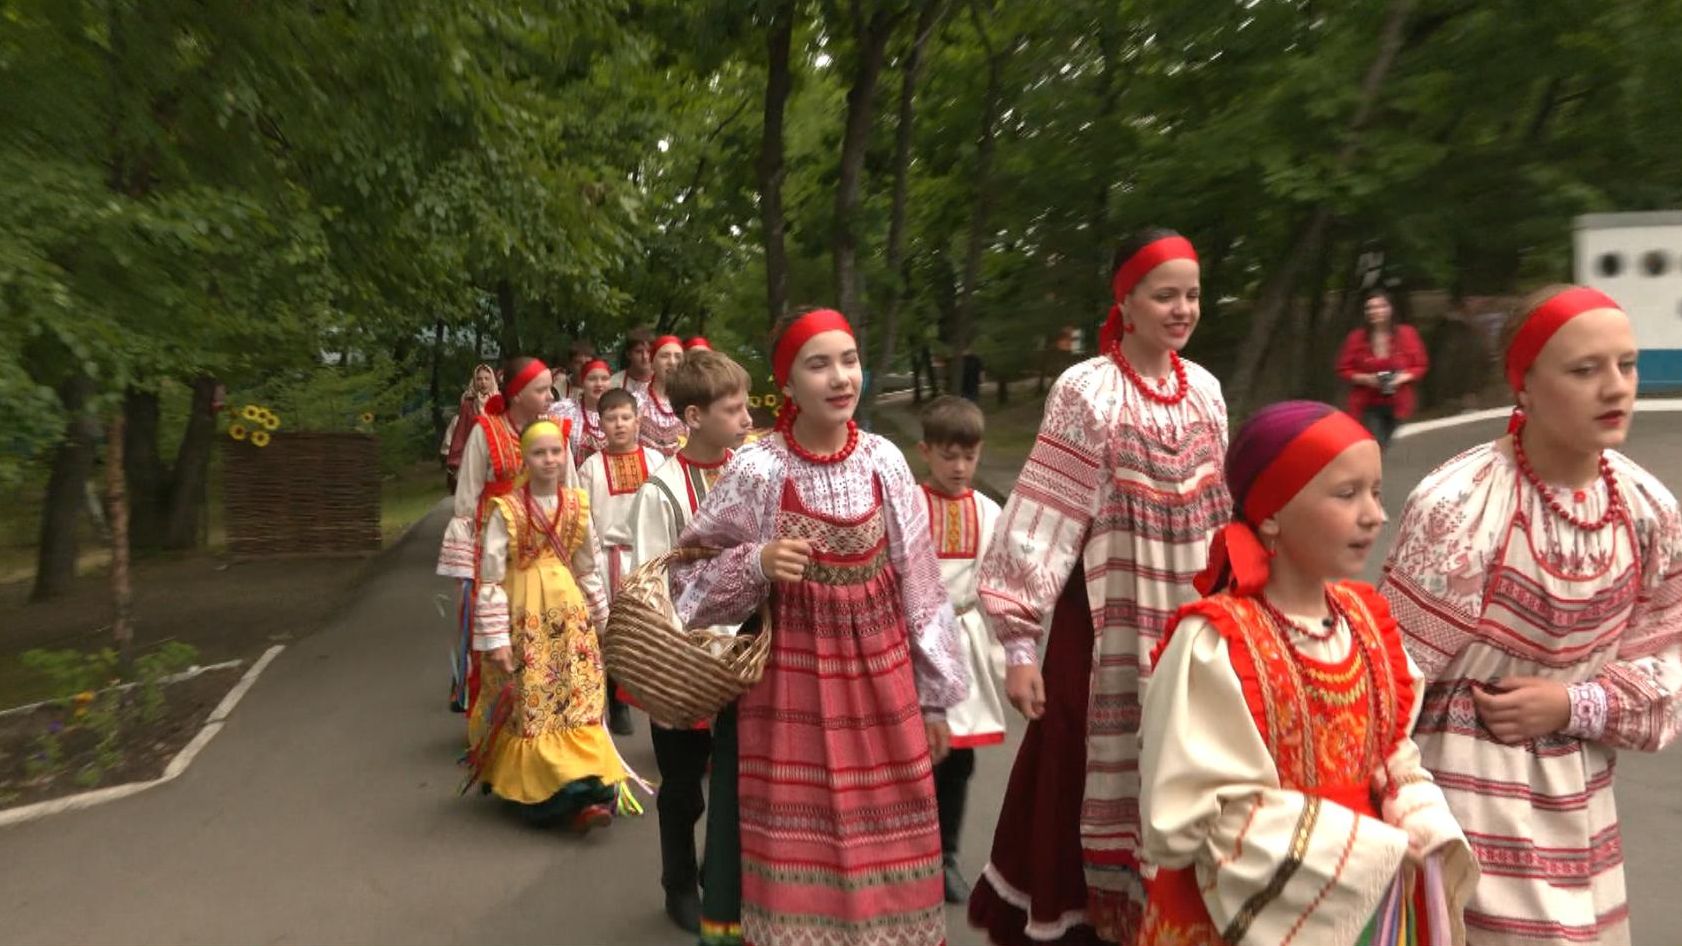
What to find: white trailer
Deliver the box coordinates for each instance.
[1574,211,1682,392]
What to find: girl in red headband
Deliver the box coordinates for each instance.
[437,356,556,715]
[639,335,688,456]
[671,308,967,946]
[549,358,614,465]
[1380,285,1680,946]
[968,228,1231,946]
[1139,401,1475,945]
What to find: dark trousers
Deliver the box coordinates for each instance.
[652,725,713,894]
[934,748,977,858]
[1362,405,1399,452]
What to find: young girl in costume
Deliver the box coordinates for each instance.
[438,357,555,715]
[1380,285,1681,946]
[1139,401,1476,945]
[442,363,497,493]
[639,335,689,456]
[549,358,614,465]
[672,308,967,946]
[464,419,629,833]
[968,229,1230,946]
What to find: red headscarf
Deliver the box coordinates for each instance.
[685,337,712,351]
[580,359,611,379]
[652,335,684,357]
[484,359,549,417]
[1100,235,1198,353]
[772,309,854,388]
[1195,401,1375,596]
[1503,285,1622,432]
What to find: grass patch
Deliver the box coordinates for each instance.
[381,462,447,541]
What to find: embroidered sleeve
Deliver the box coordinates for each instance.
[1378,450,1502,684]
[876,439,966,713]
[472,505,512,651]
[977,365,1110,666]
[1574,475,1682,751]
[438,426,488,579]
[1140,616,1411,946]
[672,445,779,628]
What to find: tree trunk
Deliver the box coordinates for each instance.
[106,412,134,665]
[947,0,1005,395]
[1225,0,1414,410]
[161,375,217,550]
[759,0,796,328]
[123,387,167,546]
[833,4,903,323]
[32,376,96,602]
[862,0,945,423]
[496,279,519,356]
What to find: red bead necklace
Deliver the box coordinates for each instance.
[1108,344,1189,406]
[650,387,677,419]
[776,405,860,465]
[1511,420,1622,533]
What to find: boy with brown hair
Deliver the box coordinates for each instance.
[610,327,655,404]
[608,349,754,933]
[578,386,660,736]
[916,395,1006,904]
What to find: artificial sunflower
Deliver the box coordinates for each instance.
[261,412,281,431]
[250,430,271,448]
[748,395,762,408]
[228,423,249,441]
[763,393,780,409]
[240,404,261,421]
[359,411,375,424]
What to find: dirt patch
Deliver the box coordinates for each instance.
[0,552,371,706]
[0,665,242,810]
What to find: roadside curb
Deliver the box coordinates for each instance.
[1396,398,1682,441]
[0,644,286,830]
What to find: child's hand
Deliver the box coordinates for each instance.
[925,719,951,764]
[761,539,813,583]
[1472,676,1570,743]
[486,646,518,675]
[1006,664,1046,720]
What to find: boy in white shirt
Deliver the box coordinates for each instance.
[577,386,660,736]
[916,396,1006,904]
[608,349,754,934]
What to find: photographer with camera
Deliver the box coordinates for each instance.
[1336,288,1428,451]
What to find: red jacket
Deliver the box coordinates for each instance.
[1335,325,1428,420]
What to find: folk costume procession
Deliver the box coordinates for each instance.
[432,229,1679,945]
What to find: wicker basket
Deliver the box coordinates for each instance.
[602,547,772,728]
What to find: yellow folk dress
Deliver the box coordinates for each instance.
[469,486,625,813]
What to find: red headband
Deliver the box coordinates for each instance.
[1101,235,1198,352]
[581,359,611,379]
[653,335,684,355]
[685,337,712,350]
[1505,286,1622,393]
[1242,411,1374,524]
[772,309,855,387]
[486,359,550,416]
[1195,411,1374,597]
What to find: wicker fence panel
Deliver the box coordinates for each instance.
[223,433,382,557]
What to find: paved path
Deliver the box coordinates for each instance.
[0,413,1678,945]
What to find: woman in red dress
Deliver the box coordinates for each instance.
[1335,289,1428,450]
